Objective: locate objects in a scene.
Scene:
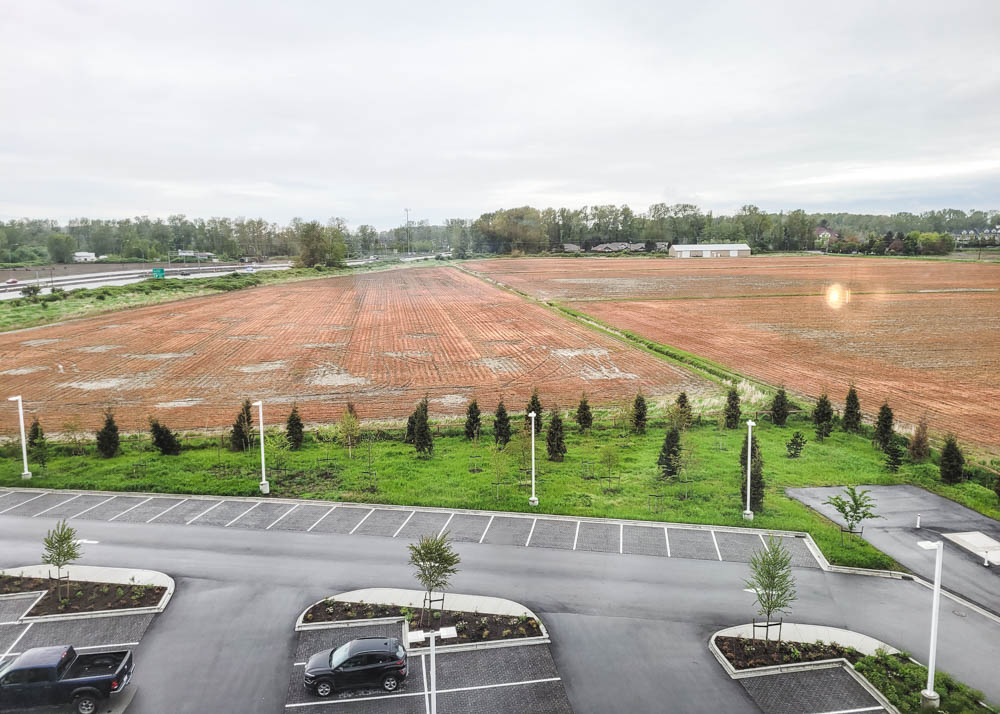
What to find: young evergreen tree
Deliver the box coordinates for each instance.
[95,407,120,458]
[494,400,511,446]
[631,393,648,434]
[908,416,931,462]
[939,435,965,485]
[413,397,433,456]
[741,452,765,513]
[286,404,304,450]
[770,387,789,427]
[884,440,903,472]
[675,392,692,428]
[724,386,741,429]
[464,399,481,440]
[657,427,681,479]
[874,402,894,452]
[575,393,593,432]
[404,413,416,444]
[346,401,358,419]
[842,386,861,432]
[812,393,834,441]
[149,418,181,455]
[230,399,254,452]
[546,411,566,461]
[785,431,806,458]
[525,388,543,431]
[30,428,49,467]
[740,431,762,474]
[27,417,43,449]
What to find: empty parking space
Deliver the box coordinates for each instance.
[482,516,533,547]
[0,623,29,654]
[740,666,885,714]
[310,507,373,535]
[575,522,619,553]
[776,536,821,568]
[666,528,719,560]
[622,525,668,557]
[29,493,89,519]
[353,509,412,538]
[715,531,765,563]
[148,498,220,524]
[188,499,256,527]
[12,614,154,654]
[113,496,186,524]
[270,504,334,532]
[445,513,492,542]
[0,594,38,624]
[4,492,75,518]
[527,519,576,550]
[437,678,571,714]
[395,510,452,541]
[433,644,559,689]
[229,502,296,530]
[73,495,147,521]
[0,492,48,514]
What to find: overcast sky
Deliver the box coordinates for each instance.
[2,1,998,228]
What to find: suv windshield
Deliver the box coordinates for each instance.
[329,643,351,669]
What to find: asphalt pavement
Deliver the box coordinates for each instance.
[788,485,1000,615]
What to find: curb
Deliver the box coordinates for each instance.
[296,616,404,632]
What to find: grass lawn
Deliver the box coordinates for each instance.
[5,409,997,571]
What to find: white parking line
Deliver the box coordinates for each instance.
[478,515,494,544]
[436,513,454,538]
[759,533,769,551]
[421,652,429,714]
[225,502,261,527]
[0,493,46,514]
[711,530,722,561]
[307,505,337,532]
[619,523,624,554]
[32,493,81,517]
[664,527,671,557]
[267,504,298,530]
[0,492,12,501]
[186,500,224,525]
[813,707,885,714]
[348,509,375,535]
[283,676,563,708]
[525,518,537,547]
[572,521,580,550]
[392,511,415,538]
[146,498,188,523]
[68,496,116,519]
[1,623,32,659]
[108,496,153,522]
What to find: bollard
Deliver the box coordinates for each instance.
[916,513,921,529]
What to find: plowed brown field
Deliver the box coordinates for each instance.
[0,267,712,432]
[466,256,1000,451]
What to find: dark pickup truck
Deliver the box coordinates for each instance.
[0,646,134,714]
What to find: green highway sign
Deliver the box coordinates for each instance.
[152,268,165,278]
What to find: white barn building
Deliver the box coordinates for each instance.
[668,243,751,258]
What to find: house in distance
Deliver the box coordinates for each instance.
[668,243,751,258]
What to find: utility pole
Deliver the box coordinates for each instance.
[405,208,411,255]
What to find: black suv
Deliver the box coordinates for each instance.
[303,637,407,697]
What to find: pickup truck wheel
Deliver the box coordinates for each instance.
[75,695,98,714]
[315,679,334,697]
[381,674,399,692]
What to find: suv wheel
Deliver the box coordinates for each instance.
[381,674,399,692]
[75,695,98,714]
[315,679,334,697]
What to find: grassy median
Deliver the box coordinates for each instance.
[6,409,997,570]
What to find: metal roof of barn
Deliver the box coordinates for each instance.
[671,243,751,251]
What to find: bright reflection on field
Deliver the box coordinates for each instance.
[825,283,850,309]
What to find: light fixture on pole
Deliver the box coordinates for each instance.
[528,411,538,506]
[743,419,755,521]
[408,626,457,714]
[917,540,943,710]
[7,395,32,480]
[251,400,269,495]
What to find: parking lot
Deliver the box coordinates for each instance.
[0,489,822,569]
[740,666,888,714]
[284,623,571,713]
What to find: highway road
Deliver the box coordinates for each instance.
[0,513,997,713]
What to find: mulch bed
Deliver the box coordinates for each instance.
[0,575,166,616]
[716,635,864,670]
[303,599,543,644]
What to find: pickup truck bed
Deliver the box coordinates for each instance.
[65,652,128,680]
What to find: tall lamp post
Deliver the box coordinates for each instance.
[917,540,944,710]
[251,400,269,495]
[528,411,538,506]
[7,396,31,479]
[743,419,756,520]
[409,626,456,714]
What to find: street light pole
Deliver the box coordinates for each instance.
[743,419,756,520]
[251,400,269,494]
[528,411,538,506]
[7,395,32,479]
[918,540,943,710]
[429,630,437,714]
